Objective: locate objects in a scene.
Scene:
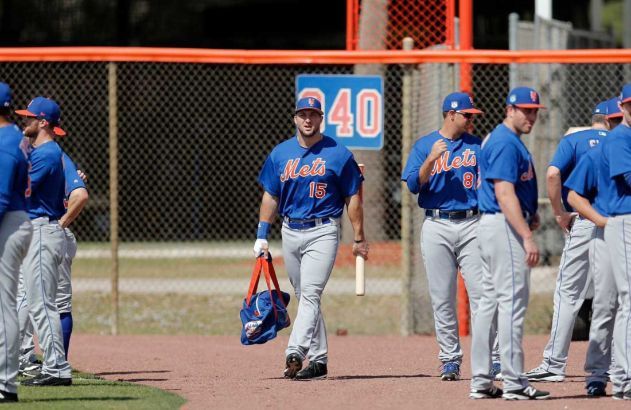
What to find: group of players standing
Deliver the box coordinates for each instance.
[401,84,631,400]
[0,82,88,402]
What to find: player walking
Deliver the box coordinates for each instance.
[401,92,500,381]
[15,97,72,386]
[470,87,550,400]
[254,97,368,380]
[525,101,609,383]
[600,83,631,400]
[0,82,32,402]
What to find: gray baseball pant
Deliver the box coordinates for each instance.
[604,215,631,395]
[0,212,32,393]
[471,213,530,392]
[538,217,595,375]
[585,225,618,386]
[420,216,499,364]
[282,219,339,364]
[18,217,71,378]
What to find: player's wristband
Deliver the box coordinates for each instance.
[257,221,271,239]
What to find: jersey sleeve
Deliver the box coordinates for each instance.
[28,150,50,192]
[483,142,519,183]
[0,151,16,220]
[564,153,595,199]
[401,142,427,194]
[549,138,574,175]
[257,154,281,197]
[608,136,631,178]
[62,153,86,198]
[338,154,363,198]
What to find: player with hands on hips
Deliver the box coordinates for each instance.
[255,96,367,380]
[402,92,501,382]
[470,87,550,400]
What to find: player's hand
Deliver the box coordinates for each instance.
[352,240,369,260]
[554,211,576,233]
[429,139,448,161]
[529,213,541,231]
[253,239,269,258]
[523,236,539,267]
[77,169,88,183]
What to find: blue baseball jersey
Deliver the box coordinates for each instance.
[478,123,538,215]
[401,131,480,210]
[258,135,363,219]
[601,123,631,215]
[62,152,86,200]
[549,128,606,211]
[0,124,29,220]
[26,140,66,220]
[564,144,611,216]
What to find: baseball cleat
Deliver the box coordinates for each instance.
[490,362,503,381]
[294,361,327,381]
[503,386,550,400]
[440,361,460,381]
[470,385,503,399]
[283,353,302,379]
[0,390,18,403]
[525,366,565,382]
[21,373,72,387]
[612,390,631,400]
[586,381,607,397]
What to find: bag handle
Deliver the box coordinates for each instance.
[262,258,286,308]
[245,257,263,307]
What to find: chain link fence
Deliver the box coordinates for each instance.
[0,57,627,336]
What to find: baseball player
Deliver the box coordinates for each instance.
[563,111,618,397]
[606,96,623,128]
[600,83,631,400]
[255,97,368,380]
[525,101,608,383]
[14,97,72,386]
[0,82,32,403]
[401,92,500,381]
[470,87,550,400]
[19,152,88,373]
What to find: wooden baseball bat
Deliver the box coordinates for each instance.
[356,164,365,296]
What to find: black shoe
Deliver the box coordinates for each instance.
[586,381,606,397]
[283,353,302,379]
[612,390,631,400]
[21,373,72,387]
[0,390,17,402]
[295,361,327,380]
[470,385,503,399]
[503,386,550,400]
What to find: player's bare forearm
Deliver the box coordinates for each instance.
[258,191,278,223]
[346,194,365,242]
[546,167,565,216]
[495,181,532,239]
[418,158,436,187]
[59,188,88,229]
[567,190,607,228]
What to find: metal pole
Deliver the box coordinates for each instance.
[108,62,119,336]
[509,13,519,90]
[458,0,473,93]
[401,37,414,336]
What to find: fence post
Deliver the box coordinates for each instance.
[108,62,119,336]
[400,37,415,335]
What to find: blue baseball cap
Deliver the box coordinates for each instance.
[506,87,546,108]
[442,92,483,114]
[620,83,631,104]
[15,96,66,136]
[606,97,622,119]
[295,97,323,115]
[592,100,608,115]
[0,82,11,108]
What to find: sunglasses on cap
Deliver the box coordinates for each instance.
[455,111,473,119]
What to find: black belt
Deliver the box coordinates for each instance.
[425,209,479,221]
[284,217,333,230]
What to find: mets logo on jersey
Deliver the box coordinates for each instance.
[430,149,476,175]
[589,139,599,147]
[520,161,535,181]
[280,158,326,182]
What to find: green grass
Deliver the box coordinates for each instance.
[16,371,185,409]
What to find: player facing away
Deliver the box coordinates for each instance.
[0,82,33,403]
[14,97,72,386]
[469,87,550,400]
[401,92,500,381]
[563,105,618,397]
[599,83,631,400]
[254,97,369,380]
[525,101,609,383]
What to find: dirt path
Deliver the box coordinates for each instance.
[71,334,628,409]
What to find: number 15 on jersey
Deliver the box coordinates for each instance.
[296,75,384,151]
